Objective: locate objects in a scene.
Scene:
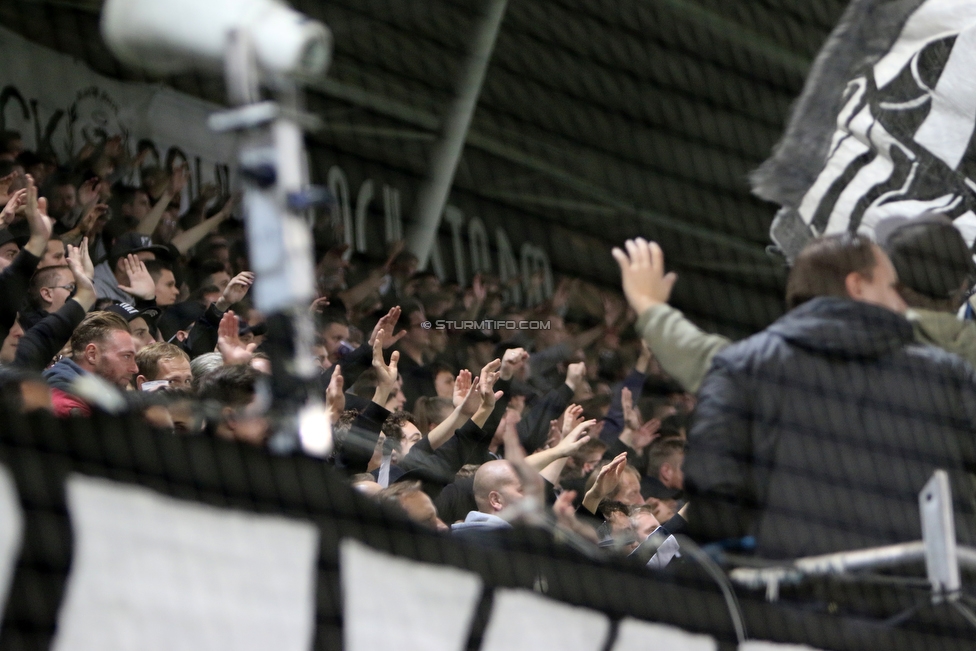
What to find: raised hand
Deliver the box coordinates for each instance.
[635,340,652,374]
[545,418,562,449]
[382,239,405,272]
[502,409,527,464]
[621,387,641,432]
[65,241,96,309]
[74,236,95,281]
[308,296,331,315]
[583,452,628,513]
[197,183,219,203]
[215,271,255,311]
[500,346,528,381]
[633,418,661,451]
[561,404,584,439]
[0,188,26,228]
[478,358,503,410]
[368,305,407,348]
[472,274,487,303]
[169,164,188,195]
[552,418,596,457]
[214,193,237,220]
[551,277,571,312]
[117,254,157,300]
[77,203,109,238]
[565,361,587,393]
[325,365,345,420]
[456,375,482,418]
[24,176,53,257]
[217,310,256,365]
[611,238,677,315]
[371,329,399,406]
[77,177,100,206]
[0,171,17,205]
[453,369,472,408]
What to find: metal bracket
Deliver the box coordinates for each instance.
[730,469,976,617]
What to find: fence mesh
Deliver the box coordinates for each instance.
[2,1,976,650]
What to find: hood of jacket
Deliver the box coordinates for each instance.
[766,297,914,359]
[450,511,512,533]
[908,308,976,365]
[42,357,88,392]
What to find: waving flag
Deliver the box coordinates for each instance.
[753,0,976,260]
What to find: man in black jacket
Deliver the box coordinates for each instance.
[683,233,976,560]
[0,179,53,343]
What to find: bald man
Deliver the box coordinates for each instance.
[451,460,525,539]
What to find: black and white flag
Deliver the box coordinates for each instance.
[753,0,976,260]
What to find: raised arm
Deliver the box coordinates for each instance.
[581,452,627,515]
[13,240,96,371]
[538,405,584,485]
[170,195,234,255]
[426,372,482,450]
[613,238,731,392]
[528,415,595,481]
[136,167,183,236]
[471,359,503,428]
[22,176,53,259]
[370,329,399,408]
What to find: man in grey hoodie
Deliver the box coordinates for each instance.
[451,460,524,539]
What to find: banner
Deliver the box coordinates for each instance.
[752,0,976,260]
[0,25,235,197]
[0,25,557,301]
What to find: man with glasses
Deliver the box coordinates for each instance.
[24,265,76,322]
[135,342,192,392]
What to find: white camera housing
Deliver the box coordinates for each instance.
[101,0,332,78]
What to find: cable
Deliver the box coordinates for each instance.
[675,535,748,644]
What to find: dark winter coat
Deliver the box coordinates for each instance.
[684,297,976,559]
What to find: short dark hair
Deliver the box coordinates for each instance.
[396,300,424,334]
[570,438,607,465]
[645,438,686,479]
[191,259,229,290]
[28,265,71,310]
[412,396,453,433]
[144,259,173,284]
[197,364,259,408]
[117,185,148,206]
[376,480,423,506]
[315,310,348,332]
[785,233,878,310]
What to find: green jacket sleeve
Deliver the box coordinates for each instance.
[635,304,732,393]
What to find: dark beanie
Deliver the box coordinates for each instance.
[876,215,976,300]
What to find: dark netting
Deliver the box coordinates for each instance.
[1,1,976,650]
[2,409,975,651]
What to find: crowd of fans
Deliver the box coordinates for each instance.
[3,123,976,570]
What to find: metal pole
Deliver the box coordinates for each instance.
[406,0,508,269]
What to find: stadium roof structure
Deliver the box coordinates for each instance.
[0,0,850,337]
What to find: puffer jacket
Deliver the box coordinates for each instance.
[684,297,976,559]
